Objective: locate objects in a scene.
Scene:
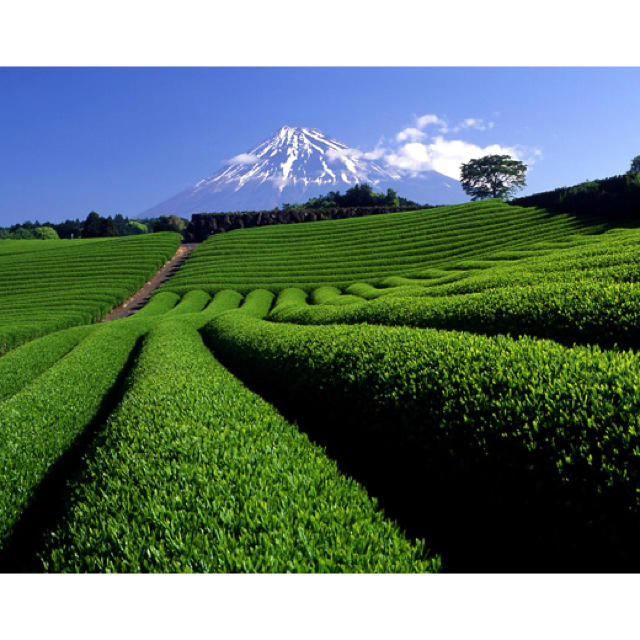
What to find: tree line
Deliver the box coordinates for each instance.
[0,212,189,240]
[282,184,422,211]
[511,170,640,220]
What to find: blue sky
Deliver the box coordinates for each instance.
[1,67,639,225]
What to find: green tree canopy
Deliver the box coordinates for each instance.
[153,215,187,233]
[9,227,34,240]
[32,226,60,240]
[282,184,420,211]
[99,216,119,237]
[630,155,640,174]
[460,154,527,200]
[123,220,149,235]
[82,212,103,238]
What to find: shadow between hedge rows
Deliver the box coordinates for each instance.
[0,336,145,573]
[202,331,640,573]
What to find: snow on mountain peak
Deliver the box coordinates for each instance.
[140,125,466,217]
[207,125,400,194]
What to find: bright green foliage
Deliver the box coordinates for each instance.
[0,324,95,401]
[4,195,640,573]
[32,226,60,240]
[310,285,342,304]
[272,288,309,314]
[270,280,640,349]
[267,225,640,349]
[165,289,211,315]
[239,289,276,318]
[204,289,244,315]
[0,317,154,550]
[203,310,640,566]
[0,232,181,354]
[134,291,180,317]
[162,200,599,294]
[0,238,79,256]
[38,318,436,573]
[310,286,364,306]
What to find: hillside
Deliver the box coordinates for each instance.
[163,199,609,294]
[3,199,640,573]
[0,233,181,354]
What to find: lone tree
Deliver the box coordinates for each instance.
[629,155,640,174]
[460,154,527,200]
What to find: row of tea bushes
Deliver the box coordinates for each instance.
[0,317,156,553]
[0,232,181,354]
[269,280,640,350]
[203,310,640,569]
[163,200,596,294]
[0,324,96,402]
[37,317,436,572]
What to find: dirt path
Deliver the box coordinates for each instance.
[101,243,200,322]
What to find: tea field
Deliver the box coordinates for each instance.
[0,233,181,355]
[1,199,640,572]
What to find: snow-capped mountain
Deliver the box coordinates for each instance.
[141,126,466,216]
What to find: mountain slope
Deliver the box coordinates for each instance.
[142,126,466,216]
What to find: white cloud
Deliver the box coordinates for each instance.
[396,127,426,143]
[439,117,495,134]
[229,152,259,165]
[326,145,386,164]
[319,115,540,184]
[415,114,446,129]
[385,137,526,180]
[361,147,386,160]
[458,117,494,131]
[325,148,355,163]
[385,142,434,172]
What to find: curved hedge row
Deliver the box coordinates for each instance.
[203,311,640,570]
[269,280,640,350]
[0,316,155,553]
[37,318,436,572]
[0,324,96,402]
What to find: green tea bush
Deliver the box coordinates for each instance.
[38,319,437,573]
[135,291,180,317]
[0,233,181,353]
[203,311,640,570]
[0,317,156,552]
[239,289,275,318]
[162,201,597,294]
[310,286,342,305]
[270,280,640,349]
[0,324,95,401]
[165,289,211,315]
[271,288,309,314]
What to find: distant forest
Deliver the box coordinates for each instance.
[0,212,189,240]
[1,184,422,240]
